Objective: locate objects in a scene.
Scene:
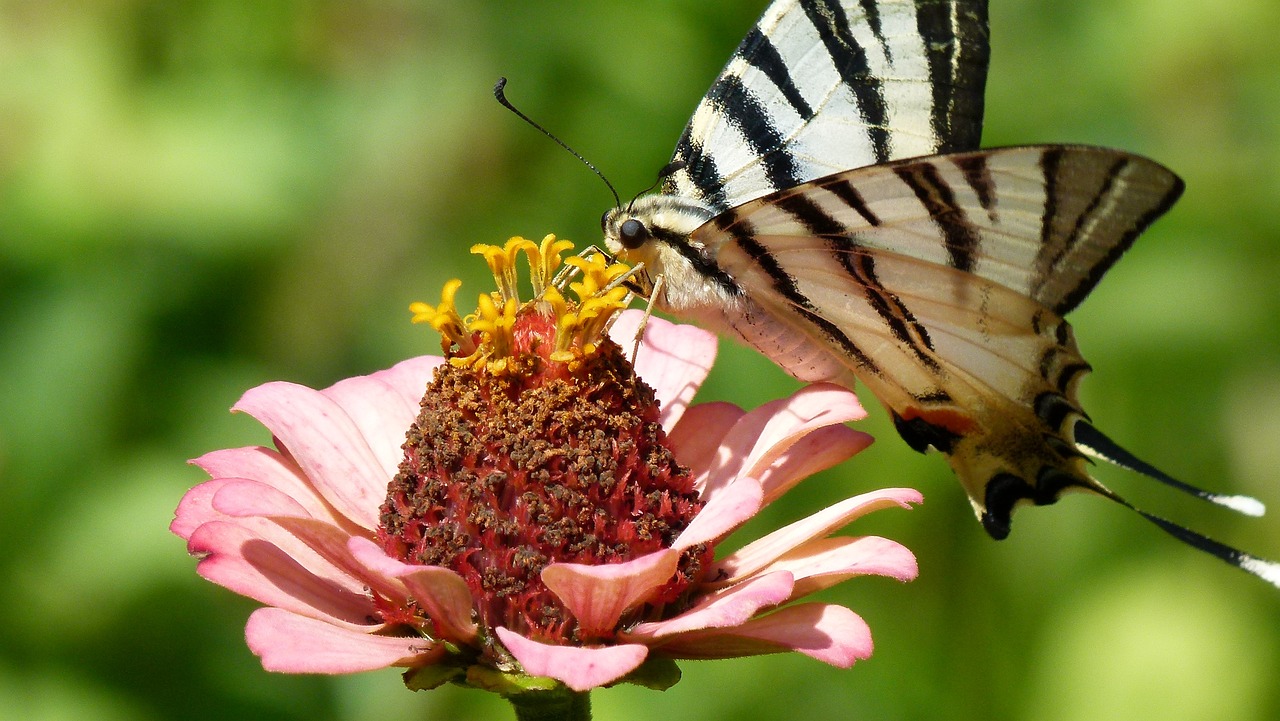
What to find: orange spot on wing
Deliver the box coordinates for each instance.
[898,407,978,436]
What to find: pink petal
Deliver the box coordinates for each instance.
[754,425,874,506]
[247,607,441,673]
[673,477,762,550]
[652,603,872,667]
[702,384,868,499]
[212,479,312,519]
[665,401,745,492]
[193,445,304,485]
[188,520,378,628]
[607,311,716,432]
[187,446,340,526]
[541,550,679,637]
[713,488,922,581]
[732,535,918,599]
[625,571,794,640]
[347,536,479,643]
[321,374,421,480]
[172,478,233,540]
[268,516,405,603]
[366,355,442,406]
[494,627,649,692]
[234,381,390,530]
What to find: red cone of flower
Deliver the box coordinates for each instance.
[171,235,922,694]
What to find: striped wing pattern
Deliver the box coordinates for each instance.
[698,145,1183,535]
[601,0,1280,584]
[664,0,989,213]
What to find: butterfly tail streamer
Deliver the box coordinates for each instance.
[1074,422,1267,517]
[1064,425,1279,588]
[1112,495,1280,589]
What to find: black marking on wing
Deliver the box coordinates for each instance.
[953,152,996,218]
[801,0,891,163]
[844,250,940,363]
[1053,161,1186,315]
[826,178,881,226]
[772,192,940,369]
[1056,362,1091,393]
[1036,146,1064,279]
[857,0,886,50]
[915,0,989,153]
[982,466,1082,540]
[731,223,879,374]
[1032,153,1128,307]
[893,161,981,273]
[915,389,954,404]
[1053,317,1071,347]
[669,132,729,210]
[740,27,815,120]
[1037,345,1092,394]
[1030,308,1045,335]
[1033,391,1078,431]
[893,411,963,455]
[708,73,806,193]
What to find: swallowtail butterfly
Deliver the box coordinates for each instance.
[599,0,1280,586]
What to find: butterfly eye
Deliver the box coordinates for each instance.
[600,211,611,232]
[618,218,649,249]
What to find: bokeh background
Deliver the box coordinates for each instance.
[2,1,1278,719]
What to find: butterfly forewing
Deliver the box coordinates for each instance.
[665,0,990,213]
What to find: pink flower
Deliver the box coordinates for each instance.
[173,311,919,692]
[173,235,922,695]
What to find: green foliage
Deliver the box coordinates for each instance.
[1,2,1277,720]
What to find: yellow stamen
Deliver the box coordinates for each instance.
[469,292,519,372]
[414,236,637,370]
[522,234,576,300]
[471,237,536,305]
[409,279,476,356]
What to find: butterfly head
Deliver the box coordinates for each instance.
[600,194,726,310]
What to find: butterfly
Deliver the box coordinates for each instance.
[598,0,1279,586]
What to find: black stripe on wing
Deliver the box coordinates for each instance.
[669,132,729,211]
[917,0,989,153]
[892,162,982,273]
[706,74,808,194]
[772,192,941,369]
[723,216,882,375]
[665,1,992,210]
[801,0,891,163]
[826,178,882,226]
[740,27,815,121]
[1052,165,1184,315]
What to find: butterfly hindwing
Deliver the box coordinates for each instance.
[665,0,991,213]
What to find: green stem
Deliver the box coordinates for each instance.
[507,687,591,721]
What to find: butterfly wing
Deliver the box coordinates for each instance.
[664,0,991,213]
[695,145,1183,535]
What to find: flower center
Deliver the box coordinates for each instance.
[378,236,713,645]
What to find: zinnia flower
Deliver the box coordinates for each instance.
[171,235,921,706]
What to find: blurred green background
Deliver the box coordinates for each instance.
[2,1,1278,719]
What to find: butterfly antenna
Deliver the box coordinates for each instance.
[493,77,622,208]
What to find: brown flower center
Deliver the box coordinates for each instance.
[377,309,712,645]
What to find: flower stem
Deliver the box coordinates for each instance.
[507,687,591,721]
